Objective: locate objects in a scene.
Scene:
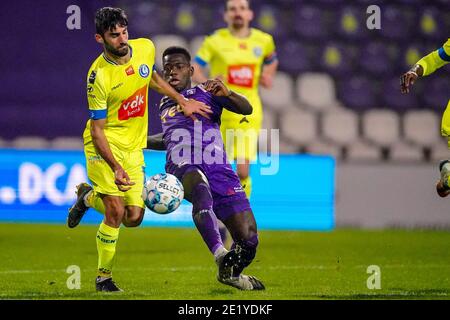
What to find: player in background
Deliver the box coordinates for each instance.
[400,39,450,197]
[67,7,211,292]
[192,0,278,200]
[146,46,265,290]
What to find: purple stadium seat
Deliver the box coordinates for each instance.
[359,41,393,77]
[355,0,386,4]
[319,43,357,77]
[397,0,422,4]
[277,0,302,5]
[397,43,435,74]
[317,0,344,4]
[379,5,414,41]
[293,5,328,40]
[277,39,313,75]
[422,76,450,112]
[436,0,450,9]
[172,3,211,37]
[253,5,286,38]
[210,5,227,30]
[127,1,168,36]
[381,77,421,112]
[334,6,366,40]
[338,76,378,111]
[418,7,446,41]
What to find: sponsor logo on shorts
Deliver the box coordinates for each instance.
[139,64,150,78]
[227,64,255,88]
[87,86,93,93]
[118,85,147,120]
[88,154,104,163]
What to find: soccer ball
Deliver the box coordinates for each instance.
[142,173,184,214]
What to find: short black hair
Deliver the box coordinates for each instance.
[226,0,251,8]
[162,46,191,63]
[95,7,128,36]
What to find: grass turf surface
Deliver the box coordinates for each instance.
[0,223,449,299]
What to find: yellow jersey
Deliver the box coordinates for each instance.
[416,39,450,136]
[195,28,276,123]
[83,38,156,151]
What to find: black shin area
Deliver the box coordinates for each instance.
[226,235,258,277]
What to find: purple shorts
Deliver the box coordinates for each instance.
[166,161,251,221]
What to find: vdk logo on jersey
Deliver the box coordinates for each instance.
[139,64,150,78]
[118,85,147,120]
[228,64,255,88]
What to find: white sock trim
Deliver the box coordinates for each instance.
[83,190,93,208]
[213,246,228,260]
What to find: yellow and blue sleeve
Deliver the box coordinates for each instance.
[194,35,214,67]
[263,35,277,65]
[87,69,108,120]
[417,39,450,76]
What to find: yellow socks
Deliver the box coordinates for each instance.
[86,190,106,215]
[96,221,120,278]
[240,176,252,199]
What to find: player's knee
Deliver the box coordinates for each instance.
[190,179,213,213]
[182,169,209,202]
[122,208,144,227]
[122,216,142,227]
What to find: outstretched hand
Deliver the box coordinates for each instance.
[180,98,213,121]
[204,78,231,97]
[400,71,418,94]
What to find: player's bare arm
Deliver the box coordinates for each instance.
[204,78,253,115]
[260,59,278,89]
[90,118,134,191]
[146,132,166,150]
[150,71,213,121]
[400,64,423,94]
[192,62,210,84]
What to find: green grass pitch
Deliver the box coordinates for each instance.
[0,223,450,299]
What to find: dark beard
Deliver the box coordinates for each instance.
[105,43,129,57]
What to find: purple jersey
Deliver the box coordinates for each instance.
[158,84,250,220]
[159,84,229,167]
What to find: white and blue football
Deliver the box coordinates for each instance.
[142,173,184,214]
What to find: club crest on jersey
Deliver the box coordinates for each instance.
[253,46,263,57]
[186,88,196,95]
[139,64,150,78]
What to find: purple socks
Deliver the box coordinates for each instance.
[192,182,223,254]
